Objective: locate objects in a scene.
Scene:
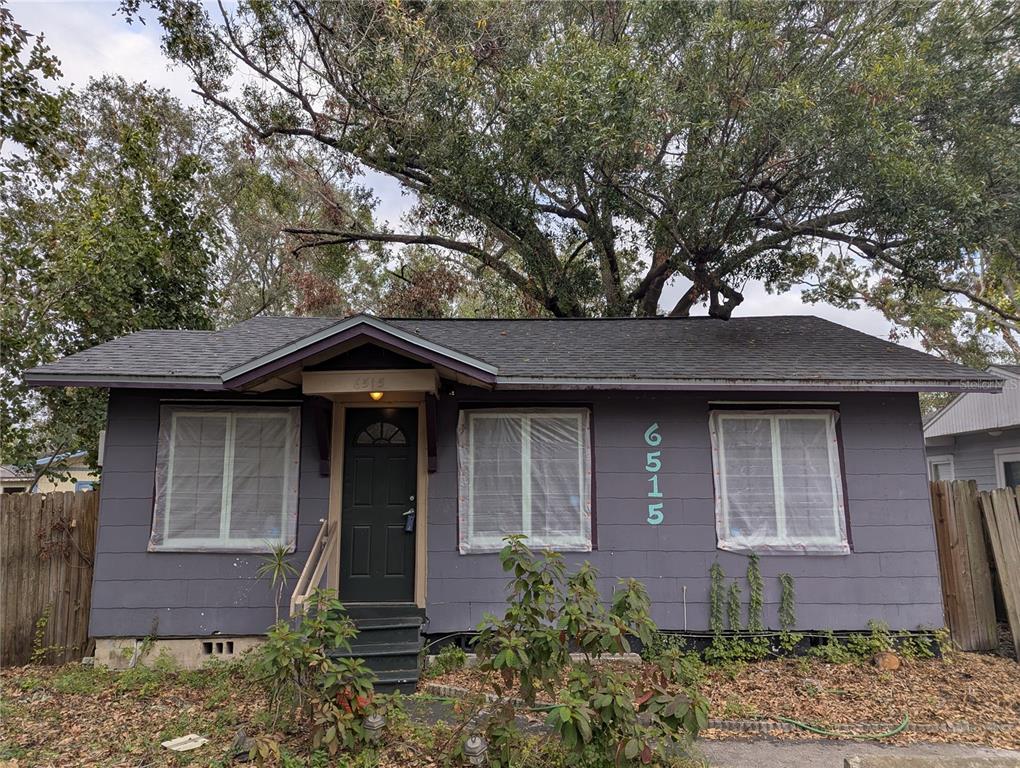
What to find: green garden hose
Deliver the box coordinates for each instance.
[774,713,910,740]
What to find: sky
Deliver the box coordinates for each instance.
[11,1,910,344]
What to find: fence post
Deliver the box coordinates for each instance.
[929,480,997,651]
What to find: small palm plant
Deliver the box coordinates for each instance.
[257,542,298,623]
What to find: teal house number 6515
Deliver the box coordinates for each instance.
[644,423,664,525]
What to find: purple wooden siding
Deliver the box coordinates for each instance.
[90,389,327,638]
[425,389,943,633]
[90,387,942,638]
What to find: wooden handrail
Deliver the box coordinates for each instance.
[290,518,337,616]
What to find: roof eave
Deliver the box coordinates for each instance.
[23,372,226,390]
[492,377,1005,393]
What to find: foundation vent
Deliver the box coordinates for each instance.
[201,640,235,656]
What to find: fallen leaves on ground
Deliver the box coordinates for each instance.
[427,651,1020,749]
[700,652,1020,748]
[0,663,272,767]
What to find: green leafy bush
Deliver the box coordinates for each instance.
[427,643,468,677]
[474,536,709,768]
[806,631,855,664]
[846,620,893,658]
[252,589,382,759]
[650,645,705,690]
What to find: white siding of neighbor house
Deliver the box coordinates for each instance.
[924,366,1020,439]
[926,427,1020,491]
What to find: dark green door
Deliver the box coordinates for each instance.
[340,407,417,603]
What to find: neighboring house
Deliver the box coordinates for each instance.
[0,451,99,494]
[924,365,1020,489]
[24,315,1001,672]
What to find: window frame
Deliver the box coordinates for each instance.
[457,407,592,554]
[150,405,301,553]
[994,447,1020,489]
[927,455,956,482]
[709,408,850,555]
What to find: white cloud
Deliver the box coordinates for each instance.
[12,1,202,100]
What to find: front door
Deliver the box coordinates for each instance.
[340,407,417,603]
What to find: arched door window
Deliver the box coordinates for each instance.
[354,421,407,446]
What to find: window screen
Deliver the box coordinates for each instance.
[457,409,592,554]
[149,405,300,552]
[709,410,849,554]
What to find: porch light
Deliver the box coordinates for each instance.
[363,713,386,742]
[464,735,488,766]
[369,391,384,401]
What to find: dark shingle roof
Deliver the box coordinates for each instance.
[24,314,1002,392]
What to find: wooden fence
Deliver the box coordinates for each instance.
[930,480,1020,656]
[978,487,1020,659]
[1,490,99,666]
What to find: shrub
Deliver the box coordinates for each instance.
[251,589,381,759]
[806,631,855,664]
[651,645,705,690]
[846,620,893,658]
[427,643,468,678]
[474,536,709,768]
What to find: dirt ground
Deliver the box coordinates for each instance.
[428,651,1020,749]
[3,650,1020,766]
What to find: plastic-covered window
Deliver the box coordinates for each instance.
[709,409,849,555]
[457,409,592,554]
[149,405,300,552]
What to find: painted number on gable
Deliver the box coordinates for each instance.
[644,423,664,525]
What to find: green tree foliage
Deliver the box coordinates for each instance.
[1,77,218,469]
[126,0,1018,352]
[0,1,63,161]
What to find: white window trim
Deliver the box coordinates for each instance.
[459,409,591,554]
[153,407,298,552]
[709,409,849,554]
[927,454,956,481]
[994,447,1020,489]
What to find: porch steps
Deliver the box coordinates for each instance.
[331,607,424,695]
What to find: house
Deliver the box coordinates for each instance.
[0,451,99,494]
[24,314,1002,674]
[924,365,1020,489]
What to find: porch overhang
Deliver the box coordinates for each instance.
[220,315,498,391]
[302,368,440,397]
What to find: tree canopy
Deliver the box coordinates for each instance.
[1,77,221,468]
[126,0,1017,351]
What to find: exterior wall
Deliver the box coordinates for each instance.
[92,386,943,638]
[34,466,99,493]
[2,464,98,494]
[425,389,943,633]
[926,426,1020,491]
[90,389,328,638]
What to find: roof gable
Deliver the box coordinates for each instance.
[925,368,1020,437]
[220,315,498,389]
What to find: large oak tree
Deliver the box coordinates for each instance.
[128,0,1017,347]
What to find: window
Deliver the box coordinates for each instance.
[457,409,591,553]
[709,410,849,554]
[995,448,1020,489]
[149,405,300,552]
[927,455,955,481]
[356,421,407,446]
